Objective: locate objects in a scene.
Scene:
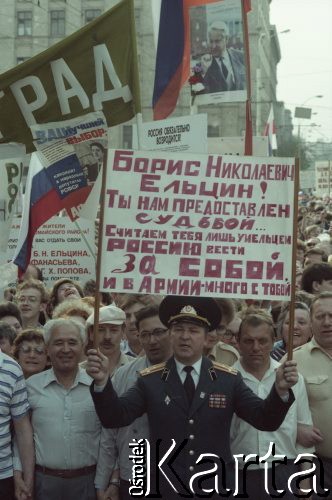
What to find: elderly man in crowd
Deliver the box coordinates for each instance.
[26,318,102,500]
[88,295,298,499]
[95,304,172,500]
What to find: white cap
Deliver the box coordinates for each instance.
[86,305,125,327]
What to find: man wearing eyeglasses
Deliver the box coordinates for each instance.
[217,316,242,351]
[88,296,298,498]
[95,304,172,500]
[204,299,239,365]
[16,280,48,329]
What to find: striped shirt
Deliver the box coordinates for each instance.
[0,350,30,479]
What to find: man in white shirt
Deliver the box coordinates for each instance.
[27,318,101,500]
[231,310,315,498]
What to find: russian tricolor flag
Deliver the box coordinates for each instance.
[264,106,278,155]
[152,0,251,120]
[13,151,90,273]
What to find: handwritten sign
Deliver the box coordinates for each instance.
[100,150,296,300]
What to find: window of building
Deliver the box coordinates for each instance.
[50,10,65,37]
[84,9,101,24]
[208,124,220,137]
[123,125,133,149]
[17,11,32,36]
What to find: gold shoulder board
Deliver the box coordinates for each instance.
[212,361,238,375]
[140,362,166,377]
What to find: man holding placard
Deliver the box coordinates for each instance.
[87,295,298,498]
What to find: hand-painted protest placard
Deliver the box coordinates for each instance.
[133,114,208,153]
[100,150,296,300]
[8,216,95,287]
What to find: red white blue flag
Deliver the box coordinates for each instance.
[264,106,278,155]
[13,151,90,273]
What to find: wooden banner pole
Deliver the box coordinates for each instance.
[242,0,252,156]
[287,158,300,360]
[93,149,109,349]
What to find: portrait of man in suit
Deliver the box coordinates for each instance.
[202,20,246,94]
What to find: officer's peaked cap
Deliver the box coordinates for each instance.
[159,296,221,332]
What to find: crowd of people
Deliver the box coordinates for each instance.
[0,194,332,499]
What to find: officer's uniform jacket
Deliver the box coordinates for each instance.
[91,355,294,497]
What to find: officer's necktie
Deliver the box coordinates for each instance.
[220,57,229,79]
[183,366,195,405]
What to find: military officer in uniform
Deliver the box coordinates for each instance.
[87,296,298,499]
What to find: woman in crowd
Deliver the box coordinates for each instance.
[13,329,48,378]
[271,302,312,361]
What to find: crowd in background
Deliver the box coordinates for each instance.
[1,191,332,499]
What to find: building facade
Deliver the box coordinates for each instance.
[0,0,292,150]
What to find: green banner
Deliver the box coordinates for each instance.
[0,0,141,152]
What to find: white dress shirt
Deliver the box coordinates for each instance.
[27,367,101,469]
[174,357,202,387]
[230,358,314,469]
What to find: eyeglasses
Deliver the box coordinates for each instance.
[139,328,168,342]
[17,296,39,304]
[19,345,46,355]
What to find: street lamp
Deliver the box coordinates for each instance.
[300,95,323,107]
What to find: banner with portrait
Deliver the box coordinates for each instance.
[189,0,247,105]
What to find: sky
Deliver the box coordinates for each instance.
[270,0,332,143]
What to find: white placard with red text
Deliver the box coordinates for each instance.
[100,150,296,300]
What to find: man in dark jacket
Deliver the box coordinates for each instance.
[87,296,297,498]
[203,20,246,93]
